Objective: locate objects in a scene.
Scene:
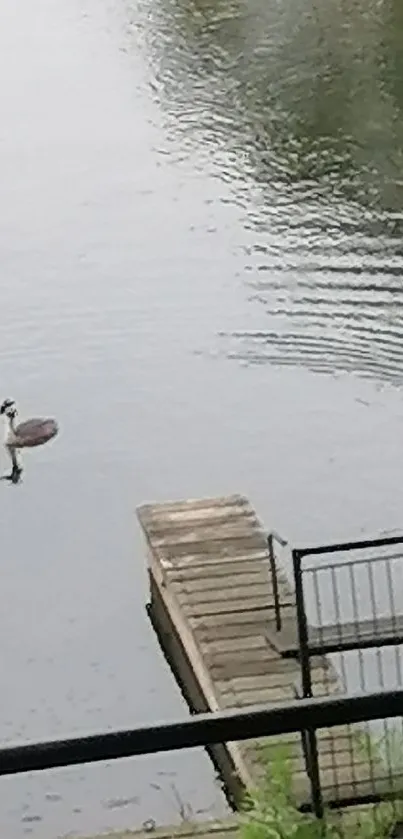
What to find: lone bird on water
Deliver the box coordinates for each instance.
[0,398,59,483]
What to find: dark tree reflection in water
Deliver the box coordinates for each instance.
[137,0,403,381]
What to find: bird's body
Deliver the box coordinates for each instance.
[4,416,58,449]
[0,399,59,482]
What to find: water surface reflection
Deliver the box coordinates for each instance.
[143,0,403,382]
[2,0,403,836]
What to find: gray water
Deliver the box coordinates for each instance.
[1,0,403,835]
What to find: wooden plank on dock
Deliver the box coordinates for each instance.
[138,495,389,811]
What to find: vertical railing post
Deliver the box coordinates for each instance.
[268,533,282,632]
[293,548,324,820]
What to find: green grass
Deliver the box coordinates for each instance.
[238,739,403,839]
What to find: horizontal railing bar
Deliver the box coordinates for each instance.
[0,689,403,777]
[297,534,403,558]
[304,549,403,573]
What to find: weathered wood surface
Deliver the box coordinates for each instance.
[138,494,390,808]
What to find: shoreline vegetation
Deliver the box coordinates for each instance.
[76,730,403,839]
[239,740,403,839]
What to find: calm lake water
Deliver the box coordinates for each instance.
[1,0,403,835]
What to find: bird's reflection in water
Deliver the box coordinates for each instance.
[1,447,23,484]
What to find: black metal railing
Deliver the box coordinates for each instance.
[290,534,403,820]
[0,688,403,777]
[1,688,403,839]
[4,534,403,834]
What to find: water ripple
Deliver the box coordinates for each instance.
[138,0,403,384]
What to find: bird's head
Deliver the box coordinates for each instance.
[0,399,17,419]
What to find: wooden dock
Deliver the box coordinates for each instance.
[137,494,398,811]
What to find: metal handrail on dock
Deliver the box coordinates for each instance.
[267,530,288,632]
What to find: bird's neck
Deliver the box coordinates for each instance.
[5,414,17,434]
